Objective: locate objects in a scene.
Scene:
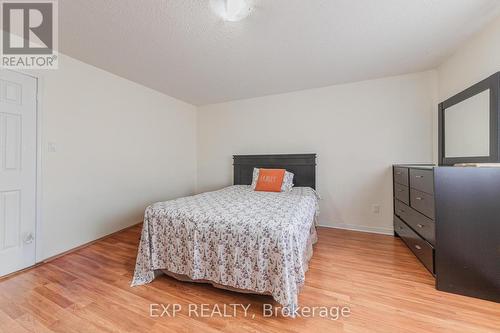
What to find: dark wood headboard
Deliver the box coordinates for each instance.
[233,154,317,189]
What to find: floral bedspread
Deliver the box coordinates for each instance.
[131,185,319,309]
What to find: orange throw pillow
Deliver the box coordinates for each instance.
[254,168,286,192]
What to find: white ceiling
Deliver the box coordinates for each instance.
[59,0,500,105]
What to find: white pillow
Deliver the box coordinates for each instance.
[282,170,295,192]
[251,168,294,192]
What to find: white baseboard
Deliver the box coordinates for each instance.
[317,223,394,236]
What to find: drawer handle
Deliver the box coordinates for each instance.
[414,245,422,250]
[398,209,405,214]
[399,226,404,230]
[415,197,423,201]
[415,175,424,179]
[417,224,424,228]
[398,189,404,192]
[396,171,402,175]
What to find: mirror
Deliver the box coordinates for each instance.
[439,72,500,165]
[444,89,490,158]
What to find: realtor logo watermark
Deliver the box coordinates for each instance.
[149,303,352,321]
[1,0,58,69]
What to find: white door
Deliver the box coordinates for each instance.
[0,70,37,276]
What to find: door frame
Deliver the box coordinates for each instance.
[5,69,44,264]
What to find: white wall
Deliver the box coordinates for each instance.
[197,71,436,234]
[435,15,500,162]
[438,15,500,100]
[32,54,197,260]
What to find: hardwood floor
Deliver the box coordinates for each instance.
[0,225,499,333]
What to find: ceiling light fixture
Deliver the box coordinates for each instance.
[210,0,253,22]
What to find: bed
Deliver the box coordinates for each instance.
[132,154,318,310]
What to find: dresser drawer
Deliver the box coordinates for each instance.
[394,167,409,186]
[394,200,435,244]
[409,169,434,194]
[410,188,435,220]
[394,216,434,274]
[394,183,409,205]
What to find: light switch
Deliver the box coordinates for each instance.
[48,142,57,152]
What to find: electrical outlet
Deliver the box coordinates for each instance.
[372,204,381,214]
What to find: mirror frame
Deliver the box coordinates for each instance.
[438,72,500,166]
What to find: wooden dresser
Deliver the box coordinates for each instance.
[393,165,435,274]
[393,165,500,303]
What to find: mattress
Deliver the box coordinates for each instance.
[131,185,320,309]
